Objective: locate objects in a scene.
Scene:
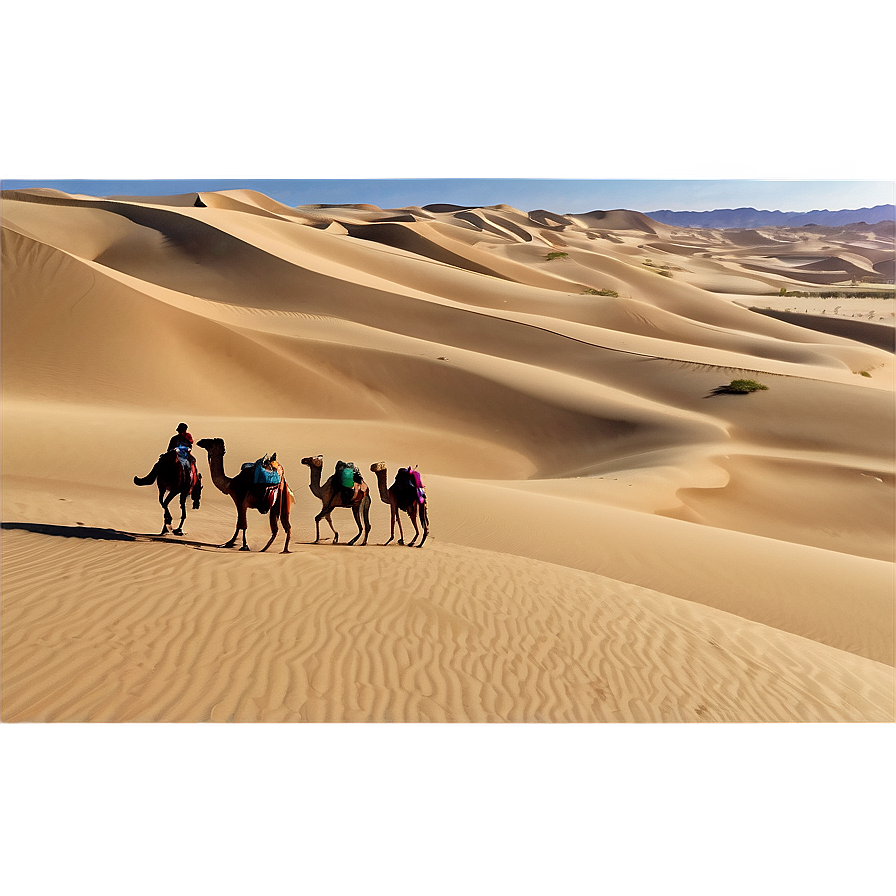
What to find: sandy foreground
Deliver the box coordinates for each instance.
[2,188,893,722]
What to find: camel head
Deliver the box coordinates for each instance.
[370,462,387,474]
[197,437,225,455]
[301,455,323,468]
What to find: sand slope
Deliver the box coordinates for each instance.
[2,189,893,722]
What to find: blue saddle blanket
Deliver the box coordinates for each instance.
[254,464,281,486]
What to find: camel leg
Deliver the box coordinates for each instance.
[223,502,251,550]
[260,512,279,553]
[347,495,371,546]
[347,505,363,546]
[172,492,188,536]
[280,499,292,554]
[314,509,338,544]
[392,505,403,546]
[356,495,371,546]
[222,521,241,549]
[406,505,419,548]
[261,492,290,553]
[159,488,175,535]
[417,504,429,548]
[383,507,396,546]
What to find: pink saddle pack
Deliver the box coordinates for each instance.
[406,466,425,505]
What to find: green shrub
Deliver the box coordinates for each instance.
[582,287,619,297]
[724,379,769,394]
[545,251,569,261]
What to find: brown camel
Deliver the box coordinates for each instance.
[197,438,294,553]
[134,450,203,536]
[300,455,371,546]
[370,463,430,548]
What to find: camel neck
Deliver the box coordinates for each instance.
[373,469,390,503]
[308,464,324,498]
[205,449,232,495]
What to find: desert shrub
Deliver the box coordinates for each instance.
[582,287,619,297]
[545,251,569,261]
[724,379,769,394]
[773,289,894,299]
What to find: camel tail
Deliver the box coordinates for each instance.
[134,468,157,486]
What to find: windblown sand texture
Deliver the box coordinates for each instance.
[2,188,894,722]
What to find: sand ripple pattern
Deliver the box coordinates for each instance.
[3,532,891,723]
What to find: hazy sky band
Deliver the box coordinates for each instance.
[2,178,893,214]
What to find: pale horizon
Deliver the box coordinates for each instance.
[3,177,893,216]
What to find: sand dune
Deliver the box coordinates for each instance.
[3,530,891,722]
[2,188,893,722]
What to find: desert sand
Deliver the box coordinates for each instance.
[2,187,893,722]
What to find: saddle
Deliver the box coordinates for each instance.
[395,466,425,510]
[242,454,283,512]
[336,461,363,506]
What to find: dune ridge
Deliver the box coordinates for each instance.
[2,188,893,722]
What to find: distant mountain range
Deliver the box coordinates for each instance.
[645,205,895,229]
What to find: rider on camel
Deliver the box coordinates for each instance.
[134,423,197,486]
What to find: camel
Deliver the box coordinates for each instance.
[134,450,203,536]
[196,438,294,553]
[300,455,371,546]
[370,463,430,548]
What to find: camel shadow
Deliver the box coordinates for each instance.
[1,521,222,550]
[2,521,137,541]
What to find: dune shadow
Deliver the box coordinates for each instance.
[1,521,222,550]
[749,307,895,353]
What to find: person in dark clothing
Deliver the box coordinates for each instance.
[167,422,196,469]
[168,423,194,454]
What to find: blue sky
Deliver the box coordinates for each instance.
[2,178,892,214]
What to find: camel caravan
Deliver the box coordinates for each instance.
[134,424,429,553]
